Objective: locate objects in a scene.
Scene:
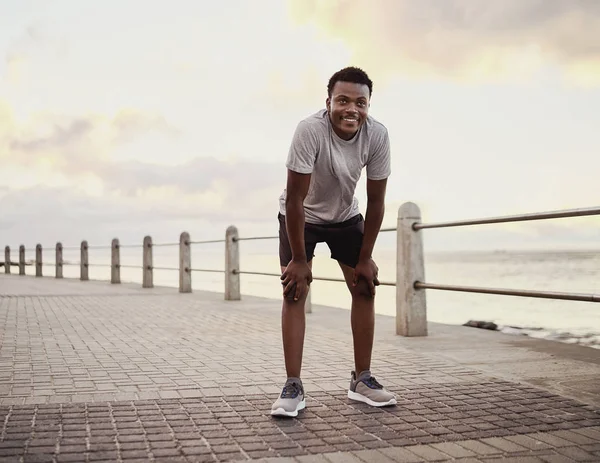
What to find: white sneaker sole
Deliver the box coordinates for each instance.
[348,390,397,407]
[270,399,306,417]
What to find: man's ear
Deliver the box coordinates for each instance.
[326,97,330,111]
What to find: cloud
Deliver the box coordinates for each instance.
[262,66,327,113]
[289,0,600,85]
[2,107,182,174]
[99,158,284,197]
[0,178,286,248]
[1,104,285,198]
[1,22,67,86]
[111,110,180,144]
[6,108,178,153]
[0,103,288,246]
[9,117,93,154]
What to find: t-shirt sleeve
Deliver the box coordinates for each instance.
[285,120,319,174]
[366,126,391,180]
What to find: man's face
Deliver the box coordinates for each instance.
[326,81,370,140]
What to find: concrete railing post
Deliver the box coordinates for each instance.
[19,246,25,275]
[111,239,120,284]
[55,243,63,278]
[143,236,153,288]
[225,226,240,300]
[35,244,42,277]
[4,246,10,274]
[179,232,191,293]
[396,202,427,336]
[80,240,89,281]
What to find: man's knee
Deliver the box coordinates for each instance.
[349,279,375,300]
[282,283,310,305]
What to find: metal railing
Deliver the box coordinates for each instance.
[3,202,599,337]
[414,282,600,303]
[413,206,600,230]
[406,206,600,300]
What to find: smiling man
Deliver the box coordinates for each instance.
[272,67,395,417]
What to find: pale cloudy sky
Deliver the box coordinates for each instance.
[1,0,599,252]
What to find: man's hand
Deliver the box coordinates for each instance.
[281,260,312,302]
[353,257,380,297]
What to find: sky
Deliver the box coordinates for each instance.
[1,0,599,254]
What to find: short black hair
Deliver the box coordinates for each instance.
[327,66,373,97]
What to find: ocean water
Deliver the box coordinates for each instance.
[17,243,600,348]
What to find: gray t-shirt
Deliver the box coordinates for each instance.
[279,109,391,224]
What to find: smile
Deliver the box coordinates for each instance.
[342,117,358,122]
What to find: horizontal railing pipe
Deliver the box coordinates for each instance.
[233,269,396,286]
[190,239,225,245]
[56,245,81,251]
[414,206,600,230]
[376,281,396,287]
[234,270,278,277]
[415,282,600,303]
[234,235,277,242]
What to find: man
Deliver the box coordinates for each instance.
[271,66,396,418]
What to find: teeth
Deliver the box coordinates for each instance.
[343,117,357,122]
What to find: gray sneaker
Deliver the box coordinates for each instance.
[348,370,397,407]
[271,378,305,417]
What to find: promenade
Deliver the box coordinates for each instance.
[1,274,599,462]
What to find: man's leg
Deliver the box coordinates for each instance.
[338,262,374,375]
[271,262,313,417]
[338,261,396,406]
[326,213,396,407]
[280,261,312,379]
[325,214,375,374]
[272,213,316,417]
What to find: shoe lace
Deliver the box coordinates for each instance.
[281,381,302,399]
[364,376,383,389]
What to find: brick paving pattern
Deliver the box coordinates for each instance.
[1,275,599,462]
[0,392,599,462]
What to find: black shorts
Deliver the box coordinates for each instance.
[278,213,364,268]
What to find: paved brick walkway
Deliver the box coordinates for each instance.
[1,275,599,462]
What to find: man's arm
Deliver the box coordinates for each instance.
[285,169,311,262]
[353,178,387,296]
[281,118,318,300]
[281,169,313,301]
[359,178,387,263]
